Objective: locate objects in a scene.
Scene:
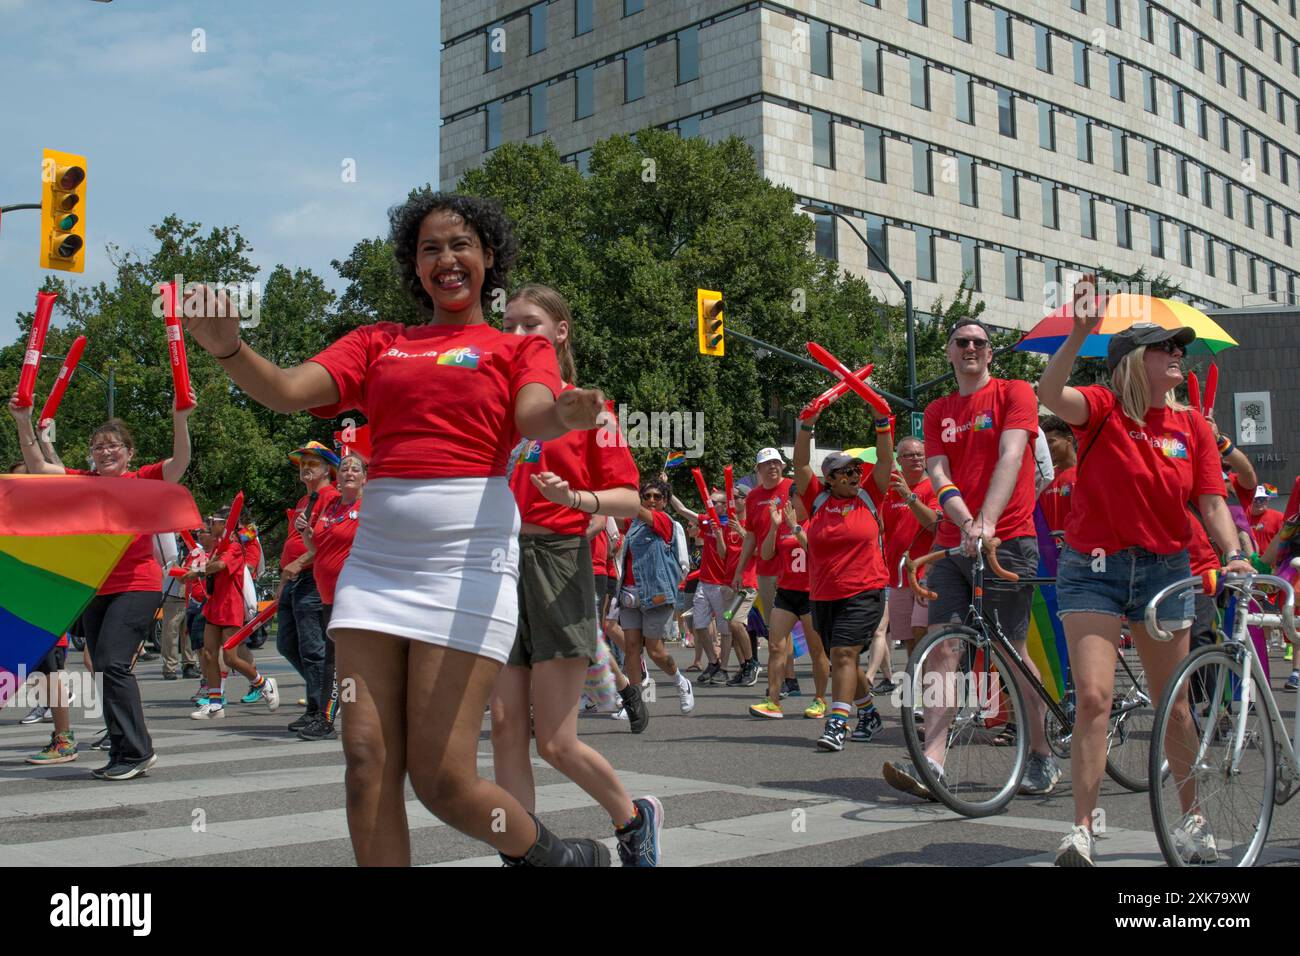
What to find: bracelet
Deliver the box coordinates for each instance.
[1217,436,1236,457]
[799,423,815,433]
[214,340,243,361]
[590,491,601,515]
[937,484,962,507]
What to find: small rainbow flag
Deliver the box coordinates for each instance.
[1263,483,1278,496]
[0,476,201,707]
[791,620,809,659]
[665,451,687,469]
[1025,506,1069,703]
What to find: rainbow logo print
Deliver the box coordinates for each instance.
[1158,432,1189,459]
[522,441,543,464]
[437,346,480,369]
[971,411,994,431]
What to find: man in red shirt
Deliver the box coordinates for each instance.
[881,435,940,657]
[1038,415,1077,534]
[732,448,794,629]
[1248,485,1284,553]
[885,319,1058,800]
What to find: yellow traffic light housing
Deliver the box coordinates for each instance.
[697,288,724,356]
[40,148,87,273]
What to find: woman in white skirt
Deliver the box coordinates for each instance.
[180,192,611,866]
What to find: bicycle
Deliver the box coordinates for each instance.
[1145,566,1300,866]
[897,537,1154,817]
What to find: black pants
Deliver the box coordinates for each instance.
[83,591,160,763]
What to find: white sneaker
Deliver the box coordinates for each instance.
[677,675,695,714]
[1174,812,1219,864]
[190,703,226,720]
[1054,825,1095,867]
[20,706,49,725]
[611,707,629,721]
[262,677,280,712]
[640,673,653,692]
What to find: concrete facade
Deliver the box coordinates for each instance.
[441,0,1300,330]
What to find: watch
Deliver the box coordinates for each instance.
[905,493,919,505]
[789,524,803,535]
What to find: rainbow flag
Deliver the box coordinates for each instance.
[664,450,687,469]
[791,620,809,659]
[1025,506,1069,703]
[0,475,201,707]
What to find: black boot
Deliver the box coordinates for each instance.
[500,813,611,866]
[619,684,650,734]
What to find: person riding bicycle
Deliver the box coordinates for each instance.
[1037,276,1252,867]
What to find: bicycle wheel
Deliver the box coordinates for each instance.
[1149,645,1275,867]
[902,626,1029,817]
[1105,640,1158,793]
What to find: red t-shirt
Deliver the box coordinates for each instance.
[743,478,794,577]
[1229,474,1257,511]
[66,462,167,594]
[774,532,810,593]
[923,378,1039,548]
[1039,465,1077,534]
[311,495,362,605]
[882,476,939,588]
[1064,387,1223,555]
[1250,508,1284,553]
[308,322,561,480]
[204,539,246,628]
[723,520,757,589]
[281,485,341,568]
[697,515,729,585]
[623,510,673,587]
[590,527,609,577]
[1187,510,1219,575]
[509,388,639,535]
[798,476,888,601]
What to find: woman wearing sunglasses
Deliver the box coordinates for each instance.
[1038,275,1252,866]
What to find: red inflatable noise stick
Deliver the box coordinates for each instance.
[16,291,57,409]
[37,334,86,429]
[222,602,278,651]
[216,491,244,552]
[805,343,891,418]
[1187,370,1201,414]
[691,467,723,530]
[799,363,873,420]
[723,465,738,525]
[1203,363,1219,413]
[158,281,196,412]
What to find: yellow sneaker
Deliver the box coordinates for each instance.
[749,698,783,719]
[803,697,827,719]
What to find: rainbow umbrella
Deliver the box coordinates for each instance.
[0,475,201,707]
[841,447,878,464]
[1015,294,1238,358]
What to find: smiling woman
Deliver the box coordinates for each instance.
[178,190,614,867]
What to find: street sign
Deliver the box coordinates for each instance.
[910,411,924,438]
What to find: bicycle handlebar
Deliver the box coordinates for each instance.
[1144,573,1299,643]
[904,537,1018,601]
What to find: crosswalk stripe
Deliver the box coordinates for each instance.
[0,740,343,782]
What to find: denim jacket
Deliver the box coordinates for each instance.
[626,515,683,610]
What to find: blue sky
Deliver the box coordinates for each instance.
[0,0,440,345]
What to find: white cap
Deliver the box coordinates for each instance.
[1254,485,1272,500]
[756,447,783,466]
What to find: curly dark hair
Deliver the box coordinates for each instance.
[639,477,671,503]
[389,189,518,317]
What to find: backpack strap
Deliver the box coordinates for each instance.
[811,487,880,523]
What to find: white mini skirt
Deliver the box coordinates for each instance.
[327,476,522,665]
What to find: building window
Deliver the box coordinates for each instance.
[1173,87,1185,126]
[678,115,700,138]
[953,0,971,41]
[908,0,927,25]
[529,83,548,135]
[1109,55,1124,100]
[1146,142,1161,185]
[1237,63,1247,99]
[955,71,974,124]
[998,88,1016,137]
[910,57,930,109]
[1116,203,1131,248]
[916,227,936,281]
[1143,70,1158,113]
[913,141,932,194]
[866,214,888,270]
[1073,40,1089,86]
[486,21,504,71]
[1077,116,1093,162]
[814,214,837,260]
[1139,0,1153,40]
[1043,181,1058,228]
[1206,235,1216,276]
[1286,213,1294,247]
[1107,0,1122,27]
[625,0,645,14]
[1224,181,1234,220]
[1244,194,1254,229]
[485,101,502,150]
[1254,14,1264,50]
[1150,212,1164,257]
[1216,49,1227,86]
[1038,102,1055,150]
[1112,129,1128,174]
[1072,0,1086,10]
[1169,18,1181,57]
[1201,168,1213,207]
[1005,250,1023,300]
[575,66,594,119]
[1248,258,1258,294]
[1265,203,1274,239]
[1234,1,1244,35]
[861,38,882,93]
[1227,248,1237,286]
[1181,225,1193,267]
[575,0,593,36]
[1197,101,1208,138]
[624,46,645,101]
[1240,127,1250,160]
[1194,35,1205,72]
[574,149,592,175]
[529,2,547,54]
[677,27,700,84]
[813,109,834,168]
[1219,114,1230,152]
[1002,167,1020,218]
[1080,191,1096,239]
[995,10,1013,58]
[960,237,980,290]
[959,155,979,206]
[865,126,886,181]
[811,21,832,78]
[1036,25,1052,72]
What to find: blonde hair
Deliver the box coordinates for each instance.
[508,283,576,384]
[1109,345,1187,426]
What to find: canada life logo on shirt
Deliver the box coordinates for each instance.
[521,440,543,464]
[436,346,480,369]
[1128,429,1189,459]
[971,411,994,431]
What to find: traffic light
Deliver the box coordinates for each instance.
[40,148,87,273]
[697,288,724,357]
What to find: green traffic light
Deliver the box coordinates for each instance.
[57,214,78,231]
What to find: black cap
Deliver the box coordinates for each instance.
[821,452,856,477]
[1106,322,1196,373]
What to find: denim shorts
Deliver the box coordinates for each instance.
[1056,545,1195,629]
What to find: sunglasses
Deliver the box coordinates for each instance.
[1150,339,1186,356]
[831,466,861,478]
[950,337,989,350]
[641,491,664,501]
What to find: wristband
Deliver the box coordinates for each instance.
[1225,550,1247,564]
[937,484,962,507]
[1217,435,1234,456]
[214,340,243,361]
[799,422,816,433]
[1280,522,1299,541]
[874,415,893,430]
